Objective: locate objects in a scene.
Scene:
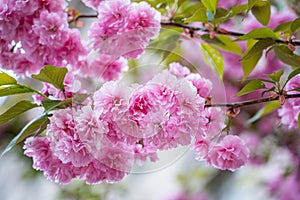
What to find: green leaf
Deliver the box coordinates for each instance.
[72,94,90,104]
[200,43,224,79]
[213,35,243,54]
[0,85,36,97]
[274,21,292,32]
[202,0,218,13]
[238,28,279,40]
[0,71,17,85]
[184,7,208,23]
[248,0,258,9]
[241,38,275,60]
[287,68,300,83]
[201,34,226,46]
[273,45,300,67]
[1,115,49,157]
[266,69,284,82]
[42,100,63,112]
[42,98,73,113]
[291,17,300,32]
[32,65,68,91]
[214,8,232,24]
[172,1,204,22]
[236,79,266,96]
[290,88,300,92]
[242,55,261,80]
[247,101,281,123]
[0,100,38,126]
[251,1,271,26]
[230,4,248,16]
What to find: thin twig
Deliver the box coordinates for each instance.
[77,14,98,19]
[205,94,300,108]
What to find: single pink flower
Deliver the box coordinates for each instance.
[206,135,250,171]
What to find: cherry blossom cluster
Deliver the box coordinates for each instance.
[0,0,86,76]
[24,63,250,184]
[88,0,161,59]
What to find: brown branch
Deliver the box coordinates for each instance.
[161,21,300,46]
[205,94,300,108]
[77,14,98,19]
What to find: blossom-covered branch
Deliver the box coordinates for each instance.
[73,13,300,46]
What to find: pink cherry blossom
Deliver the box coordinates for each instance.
[93,80,133,120]
[75,106,108,153]
[89,0,161,58]
[82,0,104,10]
[133,142,158,165]
[24,136,79,184]
[278,75,300,129]
[48,108,93,167]
[192,138,211,161]
[23,136,53,171]
[218,0,247,8]
[127,1,161,39]
[89,54,128,81]
[169,62,191,78]
[32,10,69,48]
[186,73,212,98]
[206,135,250,171]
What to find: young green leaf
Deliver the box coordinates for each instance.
[236,79,266,96]
[241,38,275,60]
[251,1,271,26]
[266,69,284,83]
[291,17,300,32]
[238,28,279,40]
[32,65,68,91]
[1,115,49,158]
[0,100,38,126]
[200,43,224,79]
[0,71,17,85]
[0,85,36,97]
[202,0,218,13]
[247,100,281,124]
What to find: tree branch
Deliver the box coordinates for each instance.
[205,94,300,108]
[161,21,300,46]
[76,14,98,19]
